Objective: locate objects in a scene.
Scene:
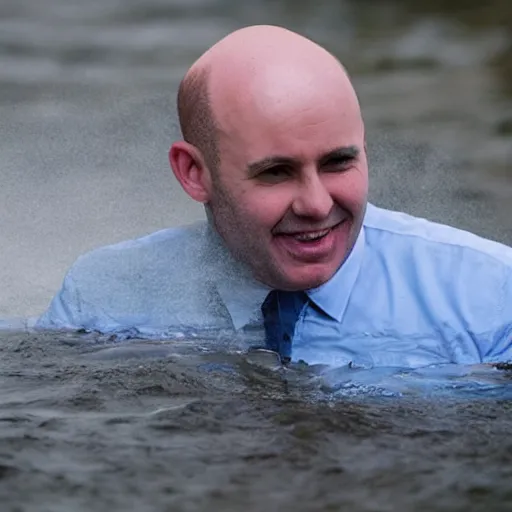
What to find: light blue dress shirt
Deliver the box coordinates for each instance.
[34,203,512,368]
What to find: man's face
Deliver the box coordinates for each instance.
[206,80,368,291]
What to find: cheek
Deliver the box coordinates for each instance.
[328,169,368,210]
[240,188,292,229]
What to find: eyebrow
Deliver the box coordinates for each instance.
[247,145,360,177]
[318,145,360,166]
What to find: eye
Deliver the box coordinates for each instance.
[257,165,292,183]
[323,156,355,172]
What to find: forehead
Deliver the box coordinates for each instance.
[213,67,364,164]
[217,101,364,168]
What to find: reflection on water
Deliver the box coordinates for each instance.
[80,338,512,400]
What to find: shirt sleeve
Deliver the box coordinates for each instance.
[482,272,512,363]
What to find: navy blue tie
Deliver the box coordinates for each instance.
[261,290,308,364]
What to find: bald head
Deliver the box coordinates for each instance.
[176,25,361,172]
[172,26,368,290]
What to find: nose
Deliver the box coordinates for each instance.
[291,173,334,220]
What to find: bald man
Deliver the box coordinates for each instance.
[36,25,512,368]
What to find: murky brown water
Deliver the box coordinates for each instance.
[0,0,511,510]
[0,331,511,512]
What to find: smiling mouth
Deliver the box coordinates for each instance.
[292,227,332,242]
[280,220,345,242]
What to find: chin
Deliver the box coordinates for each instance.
[286,266,338,291]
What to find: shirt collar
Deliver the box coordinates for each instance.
[306,218,366,322]
[205,209,368,329]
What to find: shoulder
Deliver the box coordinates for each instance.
[363,203,512,269]
[37,221,216,331]
[69,222,207,276]
[84,222,206,256]
[359,204,512,338]
[61,221,213,308]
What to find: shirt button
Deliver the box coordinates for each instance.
[283,333,291,341]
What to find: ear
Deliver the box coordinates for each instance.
[169,141,211,203]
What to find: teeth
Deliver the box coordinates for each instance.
[294,228,330,241]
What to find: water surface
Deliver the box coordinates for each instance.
[0,331,511,511]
